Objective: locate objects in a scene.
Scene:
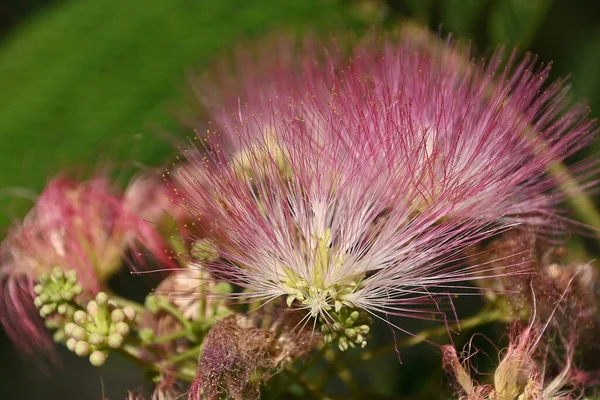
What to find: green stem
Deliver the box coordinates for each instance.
[152,329,194,345]
[158,300,195,334]
[169,344,202,364]
[348,308,503,368]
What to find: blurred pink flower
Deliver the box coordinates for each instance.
[0,175,170,357]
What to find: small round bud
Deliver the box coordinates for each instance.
[338,337,349,351]
[44,319,59,329]
[73,310,88,325]
[111,309,125,323]
[95,292,108,306]
[357,325,370,335]
[323,334,334,344]
[74,341,90,357]
[72,285,83,296]
[61,291,75,301]
[122,306,136,321]
[33,284,44,295]
[66,338,77,351]
[71,326,87,341]
[350,311,360,321]
[114,321,130,336]
[50,293,61,303]
[53,330,66,343]
[33,297,44,309]
[345,328,356,339]
[64,322,76,336]
[89,351,107,367]
[57,304,68,315]
[355,334,364,344]
[52,268,65,281]
[88,333,105,346]
[65,270,78,283]
[37,293,50,304]
[39,273,50,284]
[40,303,57,317]
[86,301,98,317]
[107,333,124,349]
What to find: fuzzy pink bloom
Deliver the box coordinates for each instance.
[0,175,170,357]
[196,33,597,231]
[178,33,596,327]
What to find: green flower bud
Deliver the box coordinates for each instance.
[88,333,105,346]
[107,333,123,349]
[44,319,59,329]
[338,337,349,351]
[33,297,44,309]
[40,303,57,317]
[357,325,370,335]
[72,285,83,296]
[89,351,107,367]
[95,292,108,306]
[86,301,98,316]
[33,284,44,295]
[61,291,75,301]
[37,292,50,304]
[64,322,76,336]
[73,310,88,325]
[114,321,130,336]
[71,326,87,341]
[74,341,90,357]
[66,338,77,351]
[53,330,66,343]
[52,268,65,281]
[356,334,365,345]
[122,306,136,321]
[65,270,78,282]
[39,273,50,284]
[57,304,68,315]
[345,328,356,339]
[110,309,125,323]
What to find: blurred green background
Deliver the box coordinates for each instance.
[1,0,600,399]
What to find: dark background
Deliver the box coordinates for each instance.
[1,0,600,399]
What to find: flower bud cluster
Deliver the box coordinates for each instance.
[320,308,371,351]
[33,268,83,318]
[32,268,84,343]
[63,292,136,366]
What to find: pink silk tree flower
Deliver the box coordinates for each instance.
[0,175,170,357]
[193,31,597,233]
[178,32,597,342]
[178,85,507,345]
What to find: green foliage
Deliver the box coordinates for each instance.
[0,0,356,227]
